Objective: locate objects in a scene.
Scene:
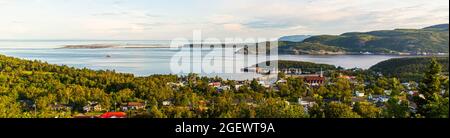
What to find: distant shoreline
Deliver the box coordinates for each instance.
[55,45,449,56]
[57,44,176,49]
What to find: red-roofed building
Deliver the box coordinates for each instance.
[338,74,357,83]
[304,76,325,86]
[208,82,221,87]
[99,112,127,118]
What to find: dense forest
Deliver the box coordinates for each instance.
[278,42,346,55]
[370,56,449,81]
[0,54,448,118]
[248,60,337,74]
[278,24,449,54]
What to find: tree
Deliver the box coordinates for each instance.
[308,104,325,118]
[250,79,264,93]
[286,77,307,99]
[0,53,447,118]
[316,86,330,99]
[0,96,22,118]
[324,102,360,118]
[332,79,352,103]
[114,88,134,103]
[278,72,286,79]
[423,93,449,118]
[419,58,442,100]
[353,102,381,118]
[443,78,449,98]
[389,78,404,96]
[255,98,307,118]
[149,105,166,118]
[384,97,411,118]
[416,58,448,117]
[376,77,389,90]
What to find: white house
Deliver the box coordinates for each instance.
[384,90,392,96]
[298,97,316,107]
[162,100,172,106]
[354,91,365,97]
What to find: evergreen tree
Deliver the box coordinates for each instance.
[416,58,448,118]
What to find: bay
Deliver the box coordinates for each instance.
[0,40,410,80]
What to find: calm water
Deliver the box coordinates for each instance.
[0,40,408,80]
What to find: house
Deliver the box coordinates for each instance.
[19,100,35,110]
[338,74,358,83]
[409,101,418,113]
[282,68,302,75]
[407,91,418,96]
[351,97,366,106]
[162,100,173,106]
[198,100,208,106]
[276,79,287,84]
[121,102,146,111]
[258,81,271,88]
[217,86,230,92]
[304,76,325,86]
[83,101,102,112]
[298,97,316,108]
[384,90,392,96]
[402,83,411,89]
[338,75,355,80]
[235,80,249,85]
[50,103,72,111]
[167,82,185,87]
[361,51,373,55]
[197,100,209,111]
[368,95,390,103]
[234,84,243,90]
[354,91,365,97]
[99,112,127,118]
[209,82,221,88]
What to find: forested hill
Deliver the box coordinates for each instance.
[248,60,337,74]
[276,60,337,73]
[279,24,449,54]
[1,54,449,118]
[0,54,178,117]
[369,56,449,81]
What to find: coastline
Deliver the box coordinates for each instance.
[56,44,178,49]
[36,44,450,56]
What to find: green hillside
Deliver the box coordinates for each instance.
[278,42,346,55]
[249,60,337,74]
[369,56,449,81]
[279,24,449,54]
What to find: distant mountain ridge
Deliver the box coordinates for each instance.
[278,24,449,55]
[423,24,449,30]
[279,35,312,42]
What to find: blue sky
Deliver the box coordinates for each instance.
[0,0,448,40]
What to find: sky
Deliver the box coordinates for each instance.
[0,0,448,40]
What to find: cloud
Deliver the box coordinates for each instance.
[209,15,240,24]
[223,23,244,31]
[93,11,160,18]
[0,0,10,7]
[0,0,448,39]
[92,12,128,17]
[243,20,291,29]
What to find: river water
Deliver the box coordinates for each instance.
[0,40,409,80]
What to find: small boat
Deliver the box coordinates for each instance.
[106,55,111,58]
